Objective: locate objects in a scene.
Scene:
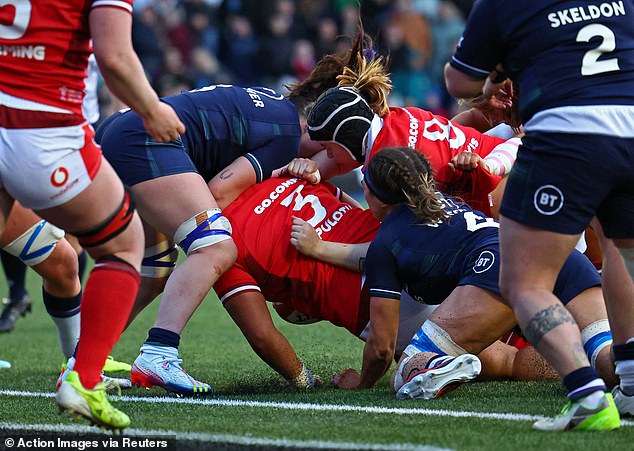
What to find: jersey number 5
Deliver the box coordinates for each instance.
[0,0,31,40]
[577,23,620,76]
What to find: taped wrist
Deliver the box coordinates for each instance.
[289,363,318,389]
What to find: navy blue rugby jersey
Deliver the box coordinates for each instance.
[366,197,500,305]
[450,0,634,122]
[163,85,301,181]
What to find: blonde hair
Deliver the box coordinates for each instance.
[285,22,385,117]
[336,24,392,117]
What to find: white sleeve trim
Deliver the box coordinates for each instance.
[92,1,133,13]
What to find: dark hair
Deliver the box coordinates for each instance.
[366,147,448,223]
[285,21,378,118]
[286,20,390,118]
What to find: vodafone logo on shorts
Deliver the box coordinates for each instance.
[50,167,69,187]
[533,184,564,215]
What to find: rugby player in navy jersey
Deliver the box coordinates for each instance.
[95,52,350,395]
[321,148,614,399]
[444,0,634,430]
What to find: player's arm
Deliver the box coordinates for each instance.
[444,64,488,99]
[290,217,369,272]
[224,290,319,388]
[89,7,185,142]
[207,157,257,210]
[333,296,400,389]
[276,149,360,183]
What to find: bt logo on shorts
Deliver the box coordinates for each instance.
[473,250,495,274]
[533,184,564,215]
[50,167,69,187]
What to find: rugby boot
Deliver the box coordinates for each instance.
[130,345,212,396]
[396,354,482,400]
[533,391,620,431]
[0,294,32,332]
[56,370,130,432]
[612,386,634,417]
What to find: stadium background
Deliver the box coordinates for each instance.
[92,0,476,201]
[97,0,473,122]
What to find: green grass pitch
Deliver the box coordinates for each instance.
[0,267,632,450]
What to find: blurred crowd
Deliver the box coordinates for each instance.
[98,0,474,120]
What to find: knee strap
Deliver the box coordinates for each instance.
[74,188,135,247]
[405,320,468,357]
[581,319,613,369]
[173,208,232,255]
[3,220,65,266]
[141,240,179,278]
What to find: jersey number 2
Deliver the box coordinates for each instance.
[0,0,31,40]
[577,23,620,76]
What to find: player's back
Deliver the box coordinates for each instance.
[0,0,132,118]
[222,177,378,332]
[454,0,634,122]
[368,197,499,304]
[163,85,301,181]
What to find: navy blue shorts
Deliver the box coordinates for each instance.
[97,110,198,187]
[500,132,634,238]
[460,245,600,305]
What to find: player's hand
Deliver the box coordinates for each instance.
[284,158,321,184]
[331,368,361,389]
[290,216,322,258]
[142,102,186,142]
[448,151,484,172]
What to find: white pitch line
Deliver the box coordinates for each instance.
[0,422,451,451]
[1,389,633,426]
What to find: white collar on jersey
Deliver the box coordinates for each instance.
[364,114,383,157]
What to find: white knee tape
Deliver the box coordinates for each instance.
[420,320,468,356]
[141,240,179,278]
[581,319,613,369]
[173,208,233,255]
[3,220,65,266]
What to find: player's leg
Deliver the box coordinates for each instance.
[393,284,512,399]
[608,239,634,416]
[500,219,617,431]
[64,233,89,283]
[498,132,621,431]
[564,286,616,388]
[0,250,30,332]
[598,222,634,416]
[125,224,176,327]
[129,172,236,395]
[0,203,82,358]
[42,158,142,430]
[0,188,15,368]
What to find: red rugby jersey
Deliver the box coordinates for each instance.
[0,0,132,118]
[214,177,379,334]
[367,107,504,215]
